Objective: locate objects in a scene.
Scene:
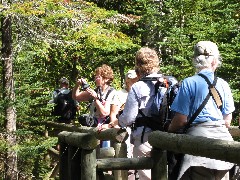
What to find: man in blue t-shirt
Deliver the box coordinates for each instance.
[168,41,235,180]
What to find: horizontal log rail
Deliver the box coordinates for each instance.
[99,147,115,158]
[229,126,240,137]
[57,131,166,180]
[45,121,240,140]
[45,121,128,142]
[148,131,240,164]
[58,131,99,150]
[96,157,153,170]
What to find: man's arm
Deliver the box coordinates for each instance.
[168,113,188,133]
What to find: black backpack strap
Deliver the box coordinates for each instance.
[105,87,114,100]
[154,80,161,95]
[138,109,146,117]
[92,87,115,117]
[183,74,220,132]
[141,126,146,143]
[184,92,211,132]
[55,89,60,94]
[95,86,114,102]
[198,74,217,86]
[53,89,61,103]
[95,86,102,101]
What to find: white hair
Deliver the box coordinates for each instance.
[193,41,222,72]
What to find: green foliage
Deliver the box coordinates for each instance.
[0,128,57,178]
[17,135,58,179]
[1,0,139,177]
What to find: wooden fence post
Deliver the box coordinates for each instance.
[59,142,68,180]
[113,142,128,180]
[151,148,167,180]
[58,131,99,180]
[81,149,96,180]
[68,146,81,180]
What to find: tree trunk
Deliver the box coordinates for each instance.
[119,65,124,88]
[2,15,18,180]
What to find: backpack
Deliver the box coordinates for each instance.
[159,76,179,131]
[52,90,77,120]
[135,75,179,131]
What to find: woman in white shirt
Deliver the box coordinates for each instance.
[72,64,116,147]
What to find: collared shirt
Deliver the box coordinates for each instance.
[119,73,162,137]
[171,69,235,124]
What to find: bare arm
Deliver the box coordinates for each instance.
[109,104,120,126]
[72,78,91,101]
[223,113,232,128]
[94,98,111,117]
[101,104,120,129]
[168,113,188,133]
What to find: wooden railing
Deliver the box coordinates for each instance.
[45,121,240,180]
[45,121,129,180]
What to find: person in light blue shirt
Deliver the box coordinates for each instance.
[168,41,235,180]
[171,69,234,125]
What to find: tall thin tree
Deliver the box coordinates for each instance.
[2,14,18,179]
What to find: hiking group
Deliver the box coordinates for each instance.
[50,41,236,180]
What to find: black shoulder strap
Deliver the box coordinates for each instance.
[54,89,61,101]
[104,87,114,100]
[139,76,159,82]
[198,73,217,86]
[183,74,219,132]
[154,80,161,95]
[139,76,165,89]
[139,109,146,117]
[55,89,60,94]
[138,80,160,117]
[67,90,75,103]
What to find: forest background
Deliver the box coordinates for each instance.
[0,0,239,179]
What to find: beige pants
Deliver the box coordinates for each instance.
[178,120,234,179]
[181,166,229,180]
[133,131,152,180]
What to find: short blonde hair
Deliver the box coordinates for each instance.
[135,47,160,77]
[193,41,222,72]
[95,64,114,85]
